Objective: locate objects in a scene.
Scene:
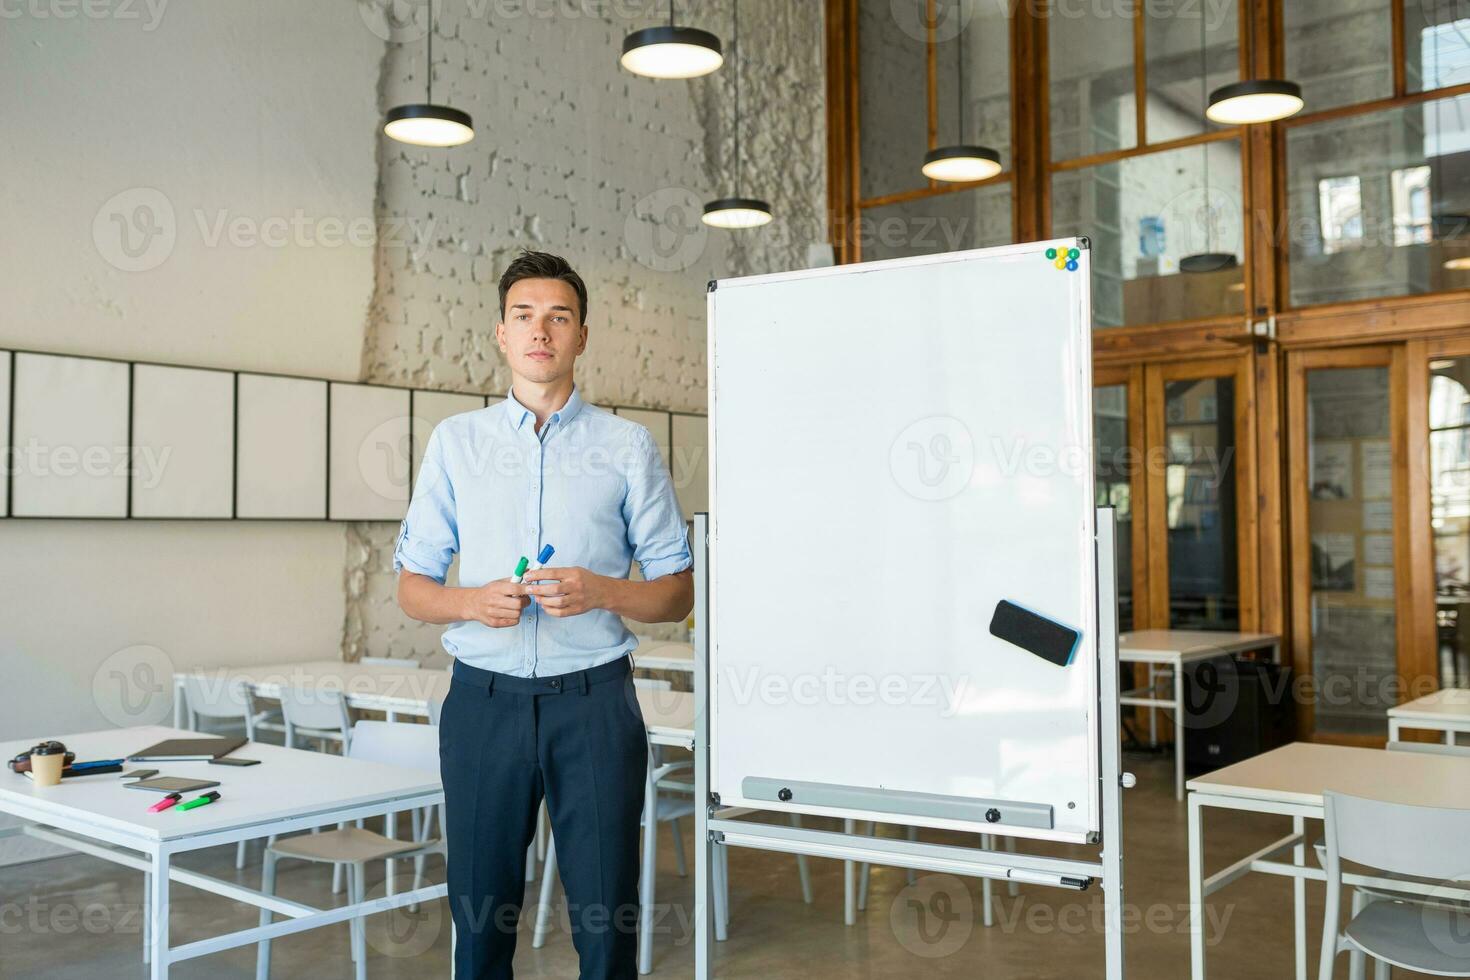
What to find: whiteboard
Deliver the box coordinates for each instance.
[412,390,486,486]
[671,413,708,520]
[11,353,130,518]
[0,351,9,517]
[236,374,327,519]
[329,383,410,520]
[709,240,1097,842]
[131,364,234,518]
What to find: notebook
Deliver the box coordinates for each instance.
[127,736,246,762]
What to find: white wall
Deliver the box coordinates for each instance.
[0,3,383,861]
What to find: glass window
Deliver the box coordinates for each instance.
[1303,366,1396,737]
[1052,141,1245,327]
[1095,384,1135,631]
[1164,377,1239,630]
[1284,0,1393,114]
[1430,356,1470,688]
[1318,175,1365,253]
[935,0,1012,172]
[1286,94,1470,307]
[857,185,1013,261]
[859,0,930,200]
[1048,0,1137,160]
[1408,0,1470,93]
[1144,0,1239,141]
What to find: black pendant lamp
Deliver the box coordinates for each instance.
[921,10,1001,183]
[1182,10,1237,274]
[703,0,771,229]
[1204,11,1301,124]
[383,0,474,147]
[622,0,723,80]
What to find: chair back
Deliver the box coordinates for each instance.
[348,720,439,773]
[634,677,673,692]
[1324,790,1470,881]
[278,686,352,749]
[181,672,251,720]
[1387,740,1470,758]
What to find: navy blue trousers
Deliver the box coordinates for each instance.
[439,656,648,980]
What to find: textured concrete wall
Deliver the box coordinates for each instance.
[345,0,828,662]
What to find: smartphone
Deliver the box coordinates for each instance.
[209,757,261,767]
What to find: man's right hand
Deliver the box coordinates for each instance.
[461,578,531,628]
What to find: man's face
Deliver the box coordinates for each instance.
[496,278,587,385]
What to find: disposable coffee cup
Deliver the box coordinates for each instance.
[31,746,64,788]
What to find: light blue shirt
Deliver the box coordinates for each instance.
[393,386,692,676]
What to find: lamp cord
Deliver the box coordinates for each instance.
[957,2,964,144]
[1198,3,1212,253]
[734,0,742,195]
[427,0,434,104]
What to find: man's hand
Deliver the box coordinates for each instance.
[522,566,610,618]
[461,577,531,628]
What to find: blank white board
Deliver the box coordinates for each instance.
[671,413,708,520]
[236,374,327,519]
[709,240,1098,842]
[131,364,234,518]
[616,408,672,472]
[0,351,9,517]
[412,390,486,485]
[329,383,410,520]
[11,353,130,517]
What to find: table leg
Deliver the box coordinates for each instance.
[1188,795,1206,980]
[1174,667,1186,802]
[843,818,856,926]
[149,850,169,980]
[1387,718,1400,742]
[142,871,151,965]
[172,681,184,729]
[385,811,397,897]
[1148,665,1159,746]
[1293,815,1306,980]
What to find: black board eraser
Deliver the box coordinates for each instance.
[989,600,1081,667]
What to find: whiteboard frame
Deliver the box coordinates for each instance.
[706,238,1101,843]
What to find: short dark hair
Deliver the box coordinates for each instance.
[498,249,589,324]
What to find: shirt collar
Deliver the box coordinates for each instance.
[504,385,585,431]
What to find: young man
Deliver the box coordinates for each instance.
[394,249,694,979]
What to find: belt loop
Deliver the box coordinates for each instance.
[486,674,495,698]
[577,670,589,696]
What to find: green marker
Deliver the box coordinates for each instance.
[511,556,530,583]
[177,791,219,812]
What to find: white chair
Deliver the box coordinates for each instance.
[359,656,420,669]
[531,744,699,975]
[277,685,355,753]
[182,673,266,869]
[1318,788,1470,980]
[255,721,445,980]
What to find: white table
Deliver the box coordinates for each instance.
[632,640,695,674]
[171,659,697,749]
[0,725,443,979]
[1387,687,1470,743]
[1118,629,1282,800]
[1186,741,1470,980]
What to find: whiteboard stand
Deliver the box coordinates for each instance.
[692,509,1130,978]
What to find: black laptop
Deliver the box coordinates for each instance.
[127,735,246,762]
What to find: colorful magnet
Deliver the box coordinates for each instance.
[1068,248,1080,260]
[1045,247,1057,259]
[1054,257,1067,269]
[1066,259,1078,271]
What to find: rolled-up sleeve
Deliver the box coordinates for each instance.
[393,423,459,583]
[623,426,693,580]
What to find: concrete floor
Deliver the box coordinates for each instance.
[0,750,1386,979]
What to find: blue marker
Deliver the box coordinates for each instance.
[535,544,555,566]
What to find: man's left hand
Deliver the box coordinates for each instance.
[521,566,609,617]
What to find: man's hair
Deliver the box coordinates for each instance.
[498,249,589,324]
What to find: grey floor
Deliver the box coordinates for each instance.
[0,750,1390,979]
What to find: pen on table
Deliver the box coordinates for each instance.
[148,793,183,813]
[176,791,220,812]
[511,556,530,584]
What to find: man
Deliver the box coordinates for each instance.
[394,249,694,979]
